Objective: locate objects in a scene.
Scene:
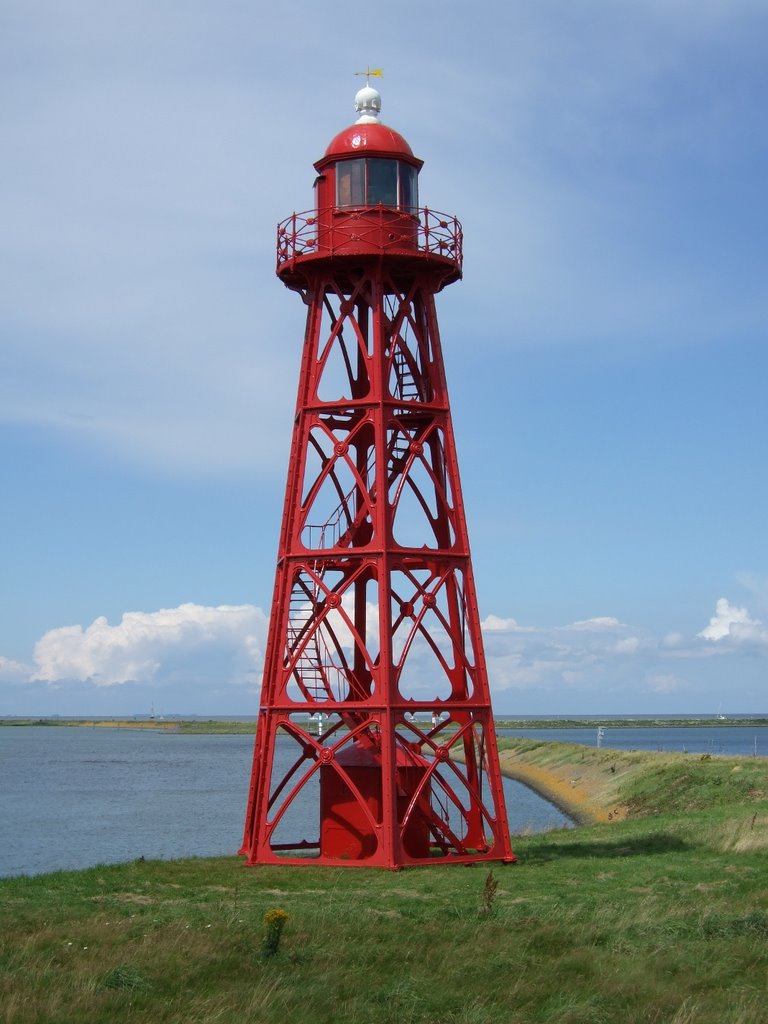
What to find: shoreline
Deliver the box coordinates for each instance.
[2,715,766,733]
[499,759,605,826]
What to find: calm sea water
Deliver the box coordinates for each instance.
[0,726,572,878]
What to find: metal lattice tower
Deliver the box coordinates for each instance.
[241,84,515,868]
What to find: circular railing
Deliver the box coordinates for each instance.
[276,207,463,273]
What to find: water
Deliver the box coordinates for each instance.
[496,725,768,757]
[0,727,571,878]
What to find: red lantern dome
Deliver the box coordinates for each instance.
[322,121,418,163]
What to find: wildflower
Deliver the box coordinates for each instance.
[262,908,289,958]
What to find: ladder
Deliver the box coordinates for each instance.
[393,344,421,402]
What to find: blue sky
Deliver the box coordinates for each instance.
[2,0,767,716]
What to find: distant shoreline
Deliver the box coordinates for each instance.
[1,716,767,733]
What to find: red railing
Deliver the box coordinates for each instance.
[276,207,463,273]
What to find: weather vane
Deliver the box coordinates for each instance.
[354,66,383,86]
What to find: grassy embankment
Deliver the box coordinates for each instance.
[2,741,767,1023]
[496,736,768,826]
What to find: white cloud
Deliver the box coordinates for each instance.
[480,615,533,633]
[570,617,624,631]
[479,598,768,701]
[697,597,767,644]
[2,593,766,713]
[0,656,32,684]
[480,614,649,695]
[31,603,268,689]
[7,603,645,701]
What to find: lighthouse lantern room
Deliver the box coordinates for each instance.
[241,83,515,868]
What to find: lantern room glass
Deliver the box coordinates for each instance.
[367,159,398,205]
[399,163,417,211]
[336,159,418,211]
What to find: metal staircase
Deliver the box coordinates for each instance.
[392,342,421,402]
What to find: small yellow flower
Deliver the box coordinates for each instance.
[264,909,289,928]
[262,908,289,958]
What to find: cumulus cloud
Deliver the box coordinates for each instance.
[7,602,648,703]
[697,598,767,644]
[3,594,766,714]
[31,603,268,689]
[481,615,533,633]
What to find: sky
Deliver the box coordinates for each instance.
[2,0,767,717]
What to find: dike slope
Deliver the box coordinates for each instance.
[497,740,631,825]
[496,738,768,826]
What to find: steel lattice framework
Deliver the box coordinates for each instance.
[241,97,515,868]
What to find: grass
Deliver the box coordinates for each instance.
[2,745,767,1023]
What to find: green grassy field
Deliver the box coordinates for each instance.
[2,744,767,1023]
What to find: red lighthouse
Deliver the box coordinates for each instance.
[241,83,515,868]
